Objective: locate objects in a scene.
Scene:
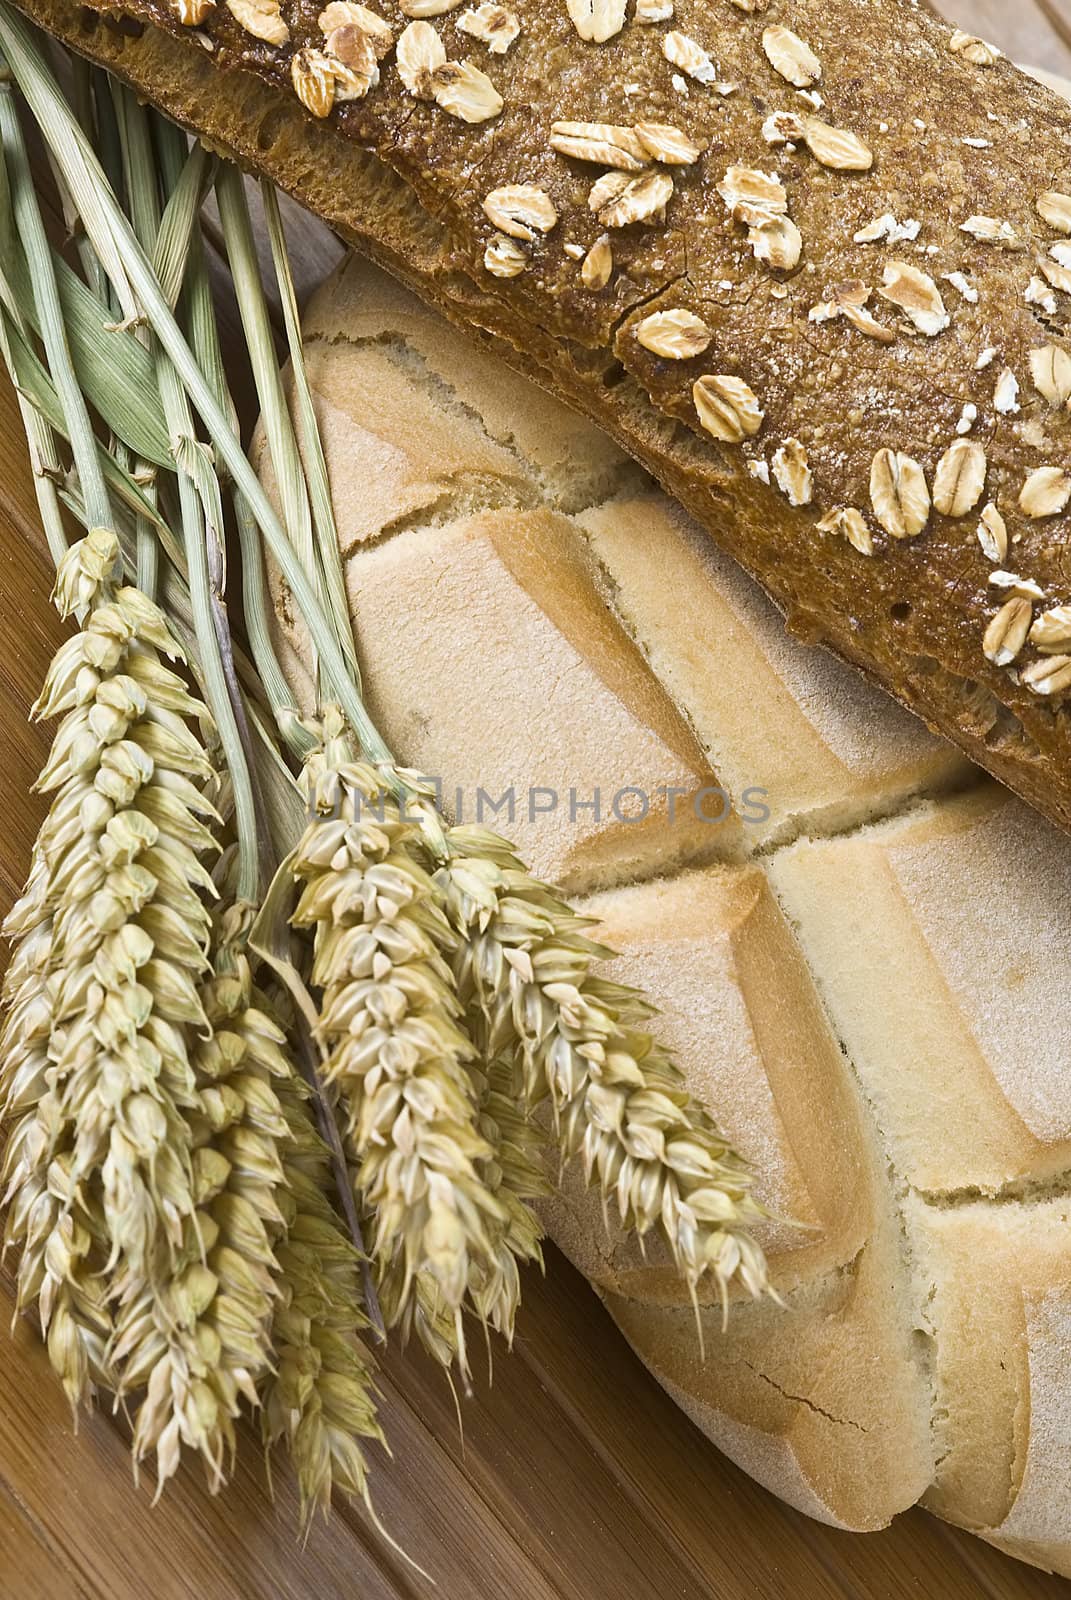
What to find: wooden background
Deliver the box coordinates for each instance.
[3,3,1071,1596]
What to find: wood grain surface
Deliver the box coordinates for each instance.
[3,3,1071,1596]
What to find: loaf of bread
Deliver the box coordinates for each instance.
[14,0,1071,835]
[257,253,1071,1577]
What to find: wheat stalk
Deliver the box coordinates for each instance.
[437,827,769,1312]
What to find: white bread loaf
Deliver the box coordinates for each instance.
[264,255,1071,1576]
[266,261,970,885]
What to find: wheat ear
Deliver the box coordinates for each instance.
[109,899,293,1492]
[1,842,113,1396]
[1,527,220,1408]
[464,1054,548,1344]
[370,1052,547,1367]
[263,1059,384,1526]
[437,827,769,1311]
[289,715,510,1366]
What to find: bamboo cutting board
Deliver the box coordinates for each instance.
[3,4,1071,1597]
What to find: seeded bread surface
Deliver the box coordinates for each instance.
[17,0,1071,832]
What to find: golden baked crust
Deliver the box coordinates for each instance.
[19,0,1071,830]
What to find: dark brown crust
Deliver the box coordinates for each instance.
[17,0,1071,832]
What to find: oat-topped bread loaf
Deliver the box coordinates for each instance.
[13,0,1071,831]
[262,253,1071,1577]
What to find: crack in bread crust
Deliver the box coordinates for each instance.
[741,1360,869,1435]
